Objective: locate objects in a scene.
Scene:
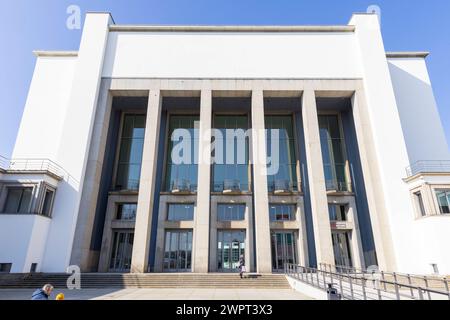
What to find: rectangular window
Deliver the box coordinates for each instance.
[165,115,199,192]
[41,189,54,217]
[269,204,296,221]
[217,204,245,221]
[328,204,347,221]
[115,114,146,190]
[0,263,12,273]
[265,115,298,192]
[213,115,249,192]
[318,115,349,192]
[117,203,137,220]
[167,204,195,221]
[414,192,426,217]
[435,190,450,214]
[2,187,33,213]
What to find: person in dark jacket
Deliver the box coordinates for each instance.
[238,255,246,279]
[31,284,54,300]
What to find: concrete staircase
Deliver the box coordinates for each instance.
[0,273,291,289]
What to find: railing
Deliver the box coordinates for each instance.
[325,180,352,192]
[271,179,295,193]
[406,160,450,177]
[171,179,192,193]
[285,263,450,300]
[0,155,66,179]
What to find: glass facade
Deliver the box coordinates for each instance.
[436,190,450,214]
[269,204,296,221]
[332,231,353,268]
[318,115,349,192]
[213,115,249,192]
[265,115,298,192]
[117,203,137,220]
[115,114,146,190]
[217,204,245,221]
[167,204,195,221]
[163,230,193,272]
[165,115,199,192]
[217,230,245,272]
[109,231,134,272]
[2,187,33,213]
[271,232,297,271]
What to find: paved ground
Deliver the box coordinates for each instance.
[0,288,312,300]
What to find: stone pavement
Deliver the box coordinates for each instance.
[0,288,312,300]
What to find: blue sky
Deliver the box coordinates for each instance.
[0,0,449,157]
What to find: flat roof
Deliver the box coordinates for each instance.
[33,51,78,57]
[386,52,429,58]
[109,25,356,33]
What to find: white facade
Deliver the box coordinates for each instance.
[0,12,449,275]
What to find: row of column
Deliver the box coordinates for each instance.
[130,89,336,273]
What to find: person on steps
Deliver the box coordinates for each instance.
[239,255,246,279]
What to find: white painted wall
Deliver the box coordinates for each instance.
[0,215,50,273]
[388,58,450,163]
[103,32,363,79]
[12,56,76,160]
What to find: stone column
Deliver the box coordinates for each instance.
[130,90,162,273]
[251,89,272,273]
[193,89,212,273]
[351,90,396,270]
[301,89,335,266]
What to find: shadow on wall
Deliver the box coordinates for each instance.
[388,62,450,163]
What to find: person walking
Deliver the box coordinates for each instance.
[238,255,246,279]
[31,284,54,300]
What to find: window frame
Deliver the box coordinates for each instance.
[435,189,450,215]
[1,185,35,214]
[264,114,300,192]
[269,203,297,222]
[317,112,351,192]
[163,113,200,193]
[37,183,56,218]
[217,203,246,221]
[112,111,147,191]
[116,203,138,221]
[166,203,195,221]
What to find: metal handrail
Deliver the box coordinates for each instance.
[319,262,450,294]
[285,263,450,300]
[406,160,450,177]
[0,155,67,179]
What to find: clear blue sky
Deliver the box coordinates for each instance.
[0,0,449,157]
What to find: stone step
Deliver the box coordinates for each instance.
[0,273,290,289]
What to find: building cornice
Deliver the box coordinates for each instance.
[386,52,430,59]
[109,25,355,33]
[33,51,78,57]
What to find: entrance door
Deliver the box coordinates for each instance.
[217,230,245,272]
[109,231,134,272]
[271,231,297,272]
[163,230,193,272]
[332,231,353,269]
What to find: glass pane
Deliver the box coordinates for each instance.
[117,203,137,220]
[4,189,22,213]
[41,190,54,216]
[18,188,32,213]
[167,204,194,221]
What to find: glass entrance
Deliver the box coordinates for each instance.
[109,231,134,272]
[163,230,193,272]
[332,231,353,269]
[217,230,245,272]
[271,231,297,271]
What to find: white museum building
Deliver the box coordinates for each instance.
[0,12,449,276]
